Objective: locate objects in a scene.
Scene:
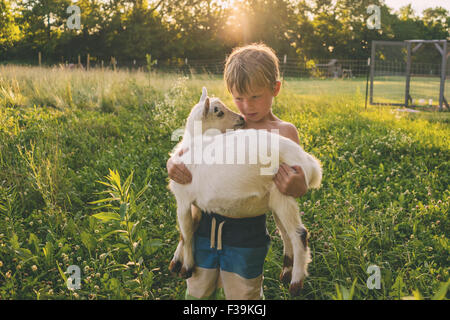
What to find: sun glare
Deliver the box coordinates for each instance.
[215,0,238,9]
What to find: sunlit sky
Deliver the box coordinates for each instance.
[384,0,450,14]
[215,0,450,14]
[21,0,450,15]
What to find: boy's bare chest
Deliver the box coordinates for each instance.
[244,123,290,139]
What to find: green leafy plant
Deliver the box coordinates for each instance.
[90,169,147,256]
[88,168,159,298]
[145,54,157,73]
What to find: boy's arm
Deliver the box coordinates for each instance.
[167,148,192,184]
[273,124,308,198]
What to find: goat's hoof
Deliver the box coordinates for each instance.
[280,269,292,286]
[180,265,195,279]
[169,259,182,274]
[289,280,304,297]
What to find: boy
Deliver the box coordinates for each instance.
[166,43,308,299]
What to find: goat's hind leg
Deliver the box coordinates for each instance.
[270,189,311,297]
[273,214,293,286]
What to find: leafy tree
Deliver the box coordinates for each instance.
[0,0,21,58]
[1,0,449,65]
[423,7,449,26]
[422,7,449,40]
[113,0,169,61]
[15,0,72,58]
[160,0,231,58]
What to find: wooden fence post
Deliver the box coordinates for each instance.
[111,57,116,72]
[38,52,41,67]
[87,53,90,71]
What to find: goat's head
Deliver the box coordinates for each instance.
[186,87,245,137]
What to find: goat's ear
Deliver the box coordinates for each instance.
[202,97,210,117]
[200,87,208,102]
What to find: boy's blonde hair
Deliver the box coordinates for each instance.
[224,43,280,95]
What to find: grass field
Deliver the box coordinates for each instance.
[0,65,448,300]
[371,75,450,107]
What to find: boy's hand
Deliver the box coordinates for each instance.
[167,148,192,184]
[273,163,308,198]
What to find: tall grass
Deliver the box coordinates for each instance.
[0,65,448,300]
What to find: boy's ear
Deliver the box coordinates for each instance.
[273,80,282,97]
[203,97,210,117]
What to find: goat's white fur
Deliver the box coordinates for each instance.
[168,87,322,295]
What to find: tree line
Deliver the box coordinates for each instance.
[1,0,449,65]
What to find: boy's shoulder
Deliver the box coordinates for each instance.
[271,120,300,144]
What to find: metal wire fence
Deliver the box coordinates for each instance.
[36,55,372,79]
[11,49,449,110]
[370,40,450,110]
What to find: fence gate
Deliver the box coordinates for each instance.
[370,40,449,111]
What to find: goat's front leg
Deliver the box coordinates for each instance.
[169,204,202,275]
[169,234,184,274]
[177,201,196,278]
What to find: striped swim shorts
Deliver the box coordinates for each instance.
[186,211,271,300]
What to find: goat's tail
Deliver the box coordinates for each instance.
[307,154,322,189]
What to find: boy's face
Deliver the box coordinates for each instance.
[231,81,281,123]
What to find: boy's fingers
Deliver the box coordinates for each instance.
[275,171,286,184]
[179,166,193,182]
[279,164,289,178]
[175,167,191,182]
[275,165,284,178]
[273,174,280,187]
[283,163,296,174]
[273,172,280,184]
[169,172,181,183]
[292,165,304,175]
[273,176,286,194]
[173,173,189,184]
[274,172,285,187]
[180,165,192,180]
[170,166,183,179]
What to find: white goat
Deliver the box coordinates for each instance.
[168,87,322,296]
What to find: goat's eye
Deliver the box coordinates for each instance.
[217,111,224,118]
[214,107,218,113]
